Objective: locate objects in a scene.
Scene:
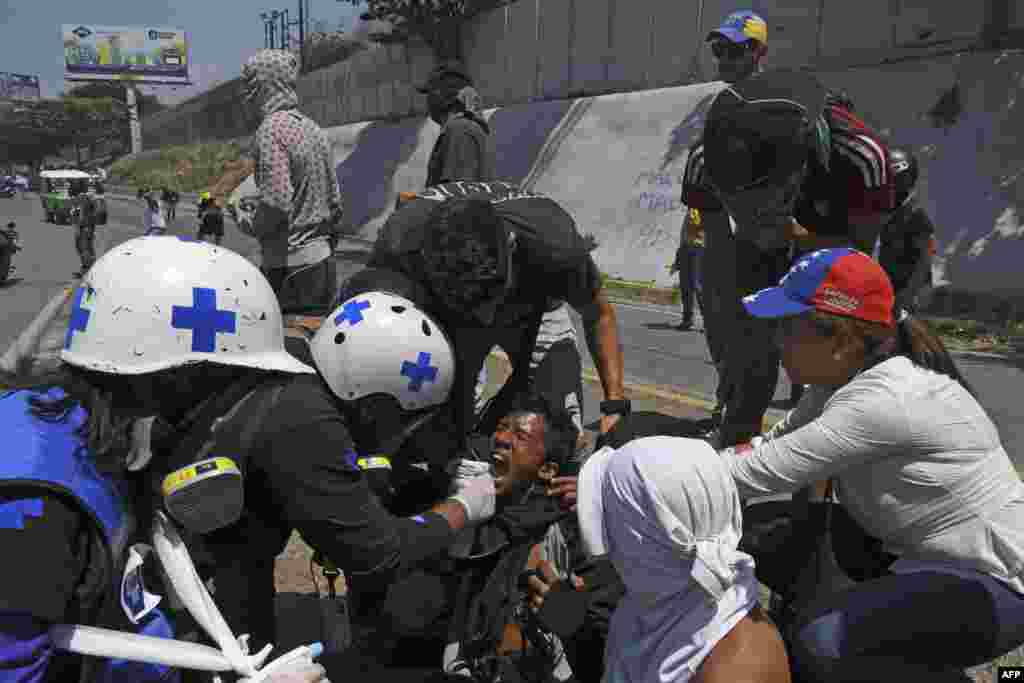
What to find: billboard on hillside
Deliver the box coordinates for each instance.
[62,24,190,84]
[0,73,41,99]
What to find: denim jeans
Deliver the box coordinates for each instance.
[677,244,704,323]
[791,569,1024,682]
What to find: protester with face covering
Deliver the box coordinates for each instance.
[687,68,892,448]
[576,437,790,683]
[418,63,496,188]
[680,10,769,432]
[239,49,343,316]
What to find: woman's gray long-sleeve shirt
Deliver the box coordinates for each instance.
[724,356,1024,594]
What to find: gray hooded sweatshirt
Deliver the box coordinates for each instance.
[242,50,342,269]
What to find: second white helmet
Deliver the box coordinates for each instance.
[311,292,455,411]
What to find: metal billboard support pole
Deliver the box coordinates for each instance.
[125,85,142,154]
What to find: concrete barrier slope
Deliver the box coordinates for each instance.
[225,55,1023,294]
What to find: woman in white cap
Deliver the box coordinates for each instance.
[575,436,790,682]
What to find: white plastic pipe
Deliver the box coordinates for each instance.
[151,511,266,675]
[50,624,233,672]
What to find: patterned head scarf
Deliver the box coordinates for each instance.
[242,49,300,119]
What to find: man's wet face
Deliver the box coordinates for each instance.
[491,412,548,498]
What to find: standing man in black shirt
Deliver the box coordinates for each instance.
[418,63,496,187]
[339,182,627,488]
[878,147,935,313]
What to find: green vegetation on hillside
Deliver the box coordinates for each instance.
[108,142,245,192]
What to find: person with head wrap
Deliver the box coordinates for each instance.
[237,49,343,316]
[417,63,496,188]
[573,437,790,682]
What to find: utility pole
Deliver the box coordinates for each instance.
[297,0,306,73]
[125,85,142,154]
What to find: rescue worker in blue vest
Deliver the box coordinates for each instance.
[42,235,496,676]
[0,291,179,681]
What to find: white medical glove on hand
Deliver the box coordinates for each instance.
[448,458,496,524]
[266,663,330,683]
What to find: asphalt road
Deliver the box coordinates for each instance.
[2,193,1021,465]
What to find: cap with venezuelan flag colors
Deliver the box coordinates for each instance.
[742,248,895,326]
[707,10,768,45]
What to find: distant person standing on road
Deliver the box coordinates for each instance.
[161,187,179,223]
[69,179,97,279]
[670,207,706,331]
[197,191,225,246]
[236,49,342,316]
[139,188,166,236]
[682,9,769,431]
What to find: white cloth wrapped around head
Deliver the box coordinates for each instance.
[577,436,758,682]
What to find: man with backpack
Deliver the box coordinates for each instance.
[683,10,769,431]
[685,68,894,447]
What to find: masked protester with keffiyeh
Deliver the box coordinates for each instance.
[237,49,342,316]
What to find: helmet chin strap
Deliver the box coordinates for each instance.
[366,406,443,458]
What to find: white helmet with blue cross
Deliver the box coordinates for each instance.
[60,236,315,375]
[310,292,455,411]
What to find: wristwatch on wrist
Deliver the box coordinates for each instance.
[600,399,632,417]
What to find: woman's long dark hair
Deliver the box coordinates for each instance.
[811,310,978,397]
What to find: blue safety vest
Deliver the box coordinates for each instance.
[0,388,179,682]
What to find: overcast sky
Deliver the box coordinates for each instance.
[0,0,366,103]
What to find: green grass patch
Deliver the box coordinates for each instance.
[108,142,245,193]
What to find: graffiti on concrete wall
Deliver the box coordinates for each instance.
[631,171,685,214]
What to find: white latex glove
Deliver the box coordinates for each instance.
[448,458,496,524]
[265,663,330,683]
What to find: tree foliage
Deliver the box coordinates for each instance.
[0,92,130,164]
[68,80,166,118]
[340,0,517,59]
[302,30,370,71]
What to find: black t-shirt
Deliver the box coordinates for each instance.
[200,206,225,234]
[426,115,496,188]
[0,490,89,623]
[239,374,456,579]
[370,181,601,325]
[879,204,935,290]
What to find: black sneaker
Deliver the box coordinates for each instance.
[675,319,694,331]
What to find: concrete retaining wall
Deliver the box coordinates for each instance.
[218,47,1024,297]
[140,0,1024,148]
